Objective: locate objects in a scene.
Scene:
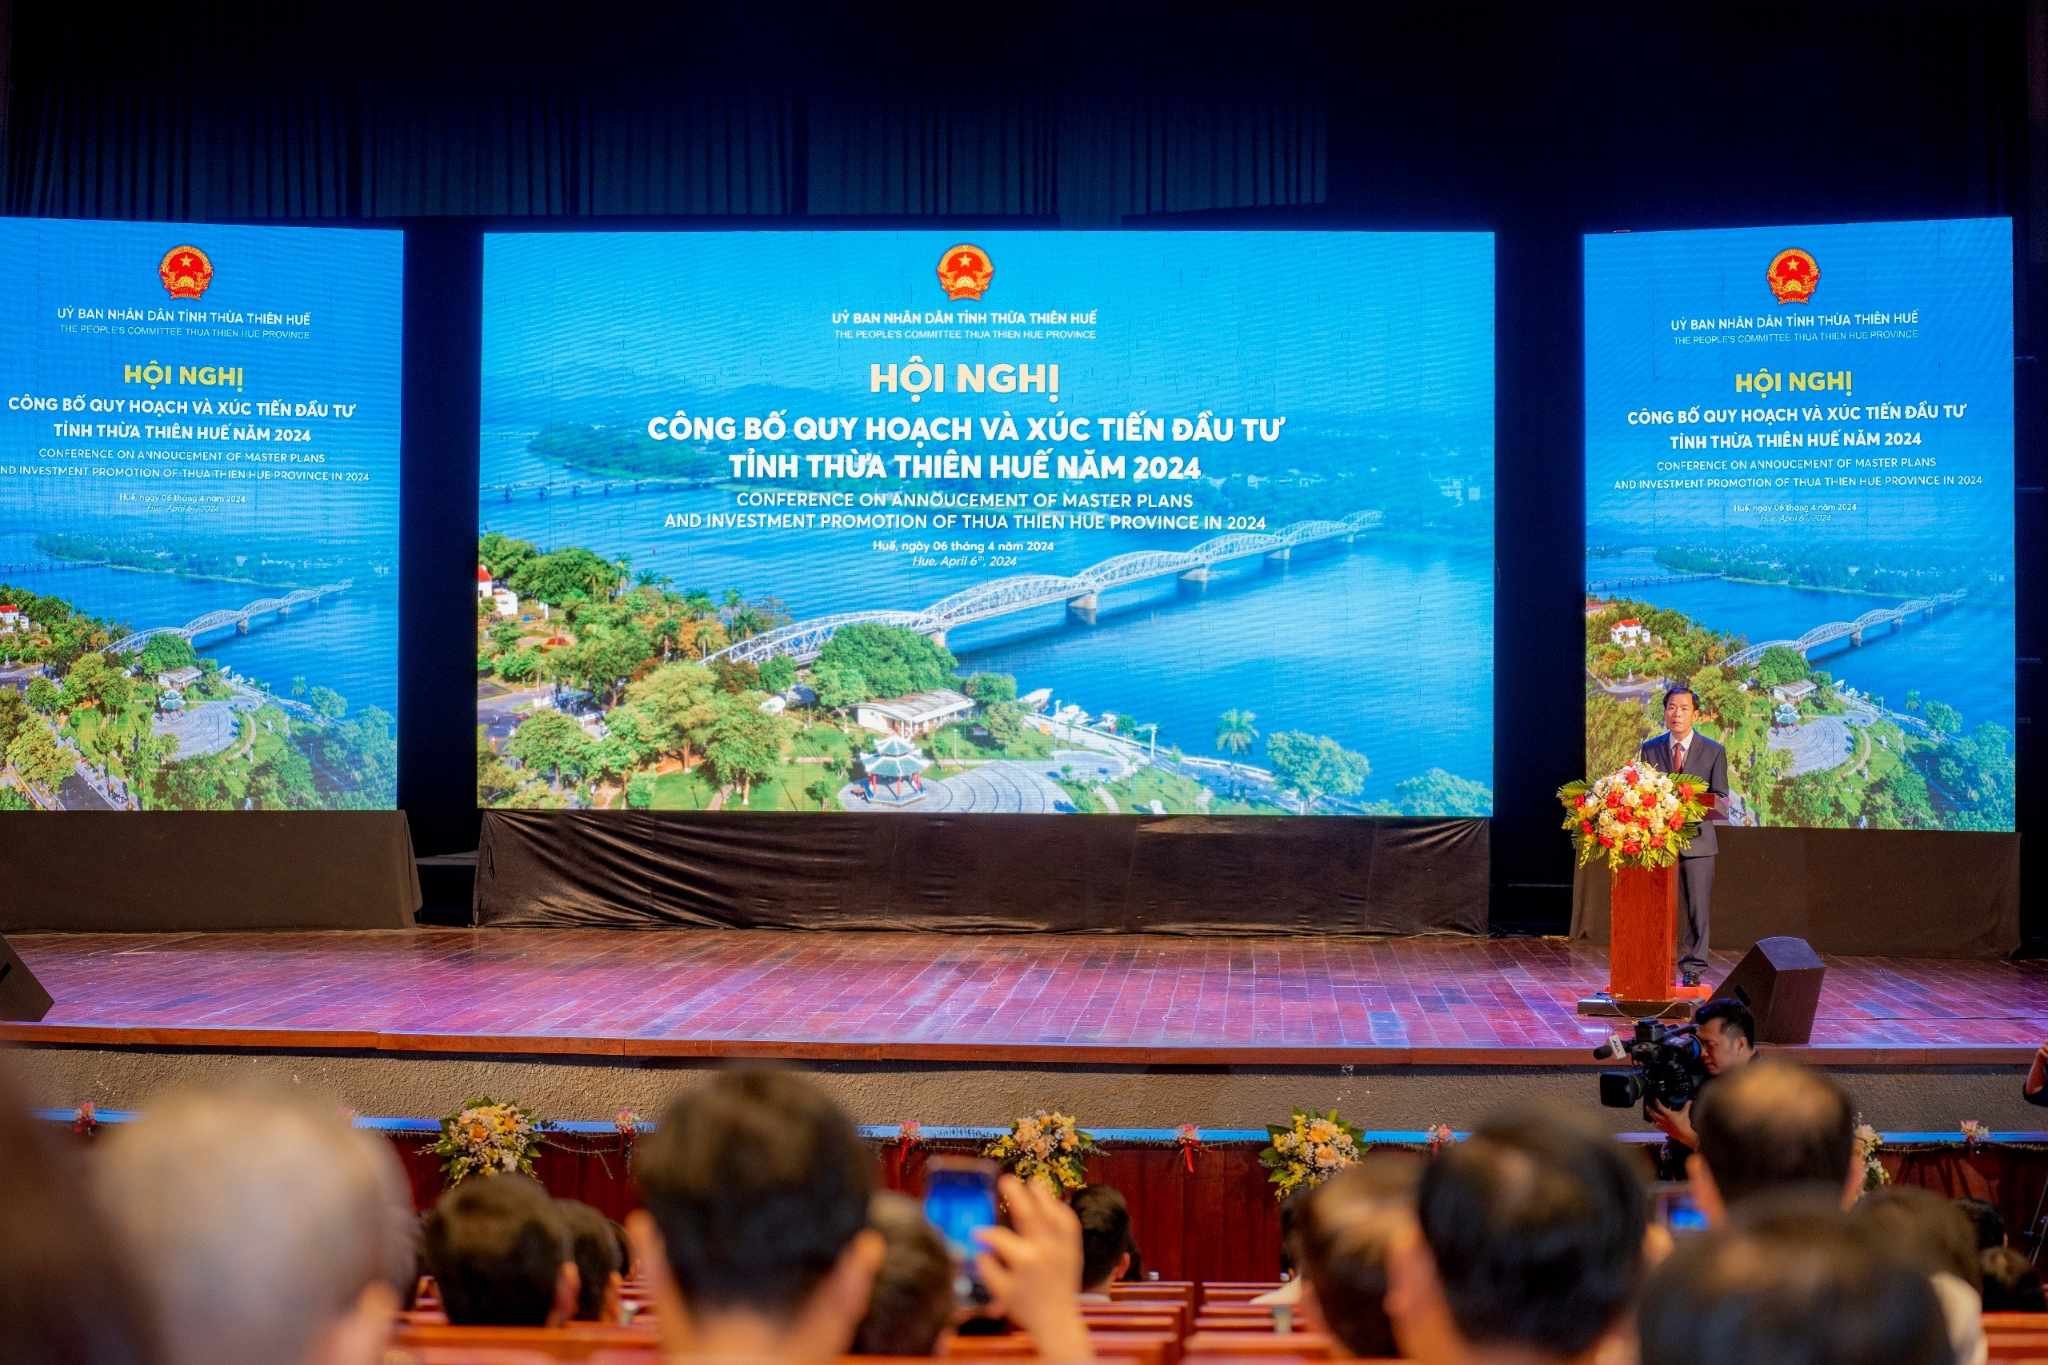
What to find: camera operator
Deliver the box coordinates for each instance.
[2022,1037,2048,1106]
[1646,998,1756,1151]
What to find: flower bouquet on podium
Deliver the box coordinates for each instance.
[1557,763,1709,871]
[1563,762,1712,1014]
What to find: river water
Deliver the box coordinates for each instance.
[1587,549,2012,732]
[0,528,400,718]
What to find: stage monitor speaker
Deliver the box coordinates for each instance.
[0,934,53,1022]
[1708,936,1824,1045]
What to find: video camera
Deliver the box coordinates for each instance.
[1595,1018,1707,1116]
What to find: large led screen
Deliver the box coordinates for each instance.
[480,231,1493,817]
[1585,219,2014,831]
[0,219,401,811]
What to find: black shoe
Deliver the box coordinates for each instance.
[1680,969,1703,989]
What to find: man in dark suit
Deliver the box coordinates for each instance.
[1639,685,1729,988]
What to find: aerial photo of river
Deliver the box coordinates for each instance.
[484,431,1491,798]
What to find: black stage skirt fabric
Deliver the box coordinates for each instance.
[475,810,1489,936]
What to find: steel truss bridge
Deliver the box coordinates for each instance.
[705,511,1383,666]
[105,581,354,655]
[1585,572,1721,594]
[483,477,705,502]
[1724,590,1967,669]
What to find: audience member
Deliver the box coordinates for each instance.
[1385,1111,1647,1365]
[626,1069,881,1359]
[629,1068,1091,1361]
[1250,1187,1312,1306]
[557,1198,626,1324]
[1688,1059,1857,1222]
[423,1175,579,1328]
[0,1065,164,1365]
[98,1083,411,1365]
[1648,996,1757,1150]
[1980,1246,2047,1312]
[851,1192,956,1357]
[1954,1195,2005,1250]
[1858,1186,1981,1290]
[1638,1195,1956,1365]
[1072,1184,1133,1300]
[1856,1186,1986,1365]
[1296,1151,1424,1358]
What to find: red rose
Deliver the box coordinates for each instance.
[1623,841,1641,855]
[1606,792,1624,809]
[1598,835,1614,847]
[1581,820,1594,834]
[1649,834,1665,847]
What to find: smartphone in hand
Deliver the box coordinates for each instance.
[923,1156,1000,1305]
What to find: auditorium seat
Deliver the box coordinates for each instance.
[390,1351,559,1365]
[1182,1331,1334,1359]
[1199,1284,1286,1304]
[1080,1310,1183,1335]
[393,1323,658,1361]
[944,1329,1176,1364]
[1111,1282,1199,1310]
[1194,1315,1293,1332]
[1987,1336,2048,1362]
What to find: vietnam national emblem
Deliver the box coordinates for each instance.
[158,245,215,301]
[936,243,993,301]
[1765,247,1819,305]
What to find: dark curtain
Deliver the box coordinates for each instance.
[805,97,1059,218]
[1570,830,2024,959]
[1,8,1327,224]
[474,810,1488,935]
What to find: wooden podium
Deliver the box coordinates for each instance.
[1578,864,1711,1018]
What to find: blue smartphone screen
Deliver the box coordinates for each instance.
[924,1167,999,1261]
[1666,1195,1710,1232]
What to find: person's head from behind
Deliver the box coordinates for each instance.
[98,1083,412,1365]
[423,1175,577,1327]
[1693,997,1756,1076]
[0,1064,163,1365]
[1954,1195,2005,1251]
[1856,1185,1981,1291]
[557,1199,624,1323]
[629,1068,881,1360]
[851,1193,955,1357]
[1689,1059,1856,1223]
[1297,1152,1424,1358]
[1277,1186,1310,1278]
[1072,1184,1132,1293]
[1980,1246,2046,1312]
[1386,1111,1647,1365]
[1638,1196,1955,1365]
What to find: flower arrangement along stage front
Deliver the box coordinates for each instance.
[1558,761,1709,872]
[430,1096,546,1185]
[1261,1108,1368,1199]
[984,1110,1099,1192]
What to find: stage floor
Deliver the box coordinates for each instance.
[3,929,2043,1066]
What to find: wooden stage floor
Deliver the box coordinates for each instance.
[3,929,2043,1066]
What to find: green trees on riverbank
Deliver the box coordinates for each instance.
[1583,600,2014,831]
